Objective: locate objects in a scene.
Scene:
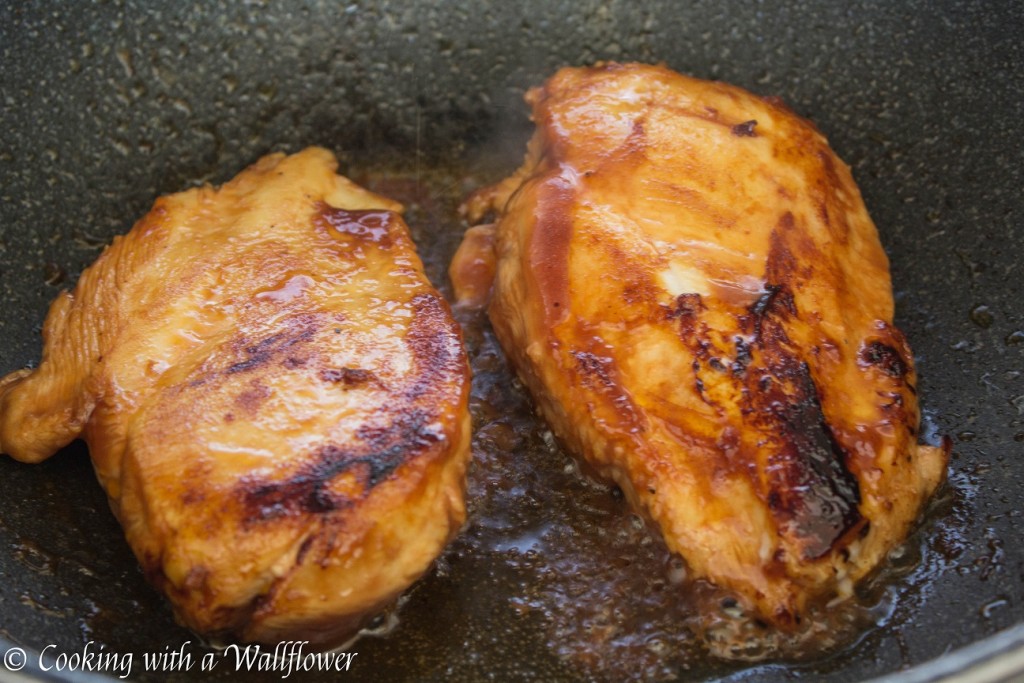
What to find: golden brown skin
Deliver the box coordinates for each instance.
[0,148,471,645]
[453,63,948,626]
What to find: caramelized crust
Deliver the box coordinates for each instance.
[453,63,947,625]
[0,148,471,644]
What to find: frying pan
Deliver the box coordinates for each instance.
[1,1,1022,681]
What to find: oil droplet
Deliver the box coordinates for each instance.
[919,410,944,448]
[1006,331,1024,345]
[980,597,1008,619]
[20,593,67,618]
[115,48,134,78]
[43,262,66,286]
[73,230,109,249]
[14,541,55,575]
[171,98,193,115]
[950,339,982,353]
[1010,395,1024,416]
[969,304,994,329]
[1014,432,1024,442]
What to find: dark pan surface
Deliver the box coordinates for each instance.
[1,2,1022,681]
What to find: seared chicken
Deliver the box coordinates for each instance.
[0,148,471,645]
[452,63,947,626]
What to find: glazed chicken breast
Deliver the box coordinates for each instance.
[452,63,947,626]
[0,148,471,645]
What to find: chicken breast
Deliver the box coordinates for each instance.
[452,63,947,626]
[0,148,471,645]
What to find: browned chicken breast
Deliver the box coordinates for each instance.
[452,63,947,626]
[0,148,471,645]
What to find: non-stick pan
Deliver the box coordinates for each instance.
[1,2,1022,681]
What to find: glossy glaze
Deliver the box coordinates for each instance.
[0,148,472,645]
[454,63,948,627]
